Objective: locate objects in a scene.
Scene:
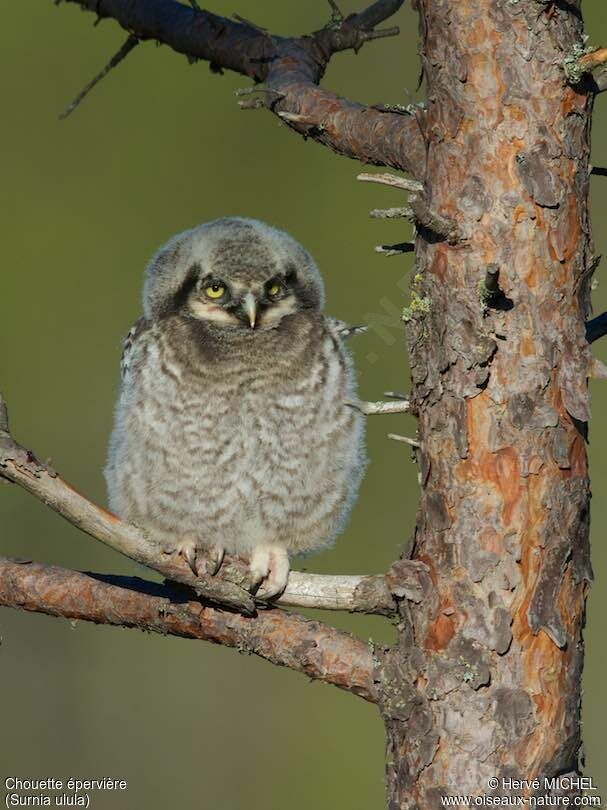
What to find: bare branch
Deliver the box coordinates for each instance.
[578,47,607,73]
[594,69,607,94]
[590,357,607,380]
[347,399,410,415]
[586,312,607,344]
[0,396,395,615]
[0,394,8,433]
[60,0,427,175]
[0,557,378,703]
[375,242,415,255]
[483,263,500,297]
[348,0,406,33]
[358,172,424,192]
[408,193,462,244]
[238,97,265,110]
[327,0,344,22]
[388,433,420,448]
[566,47,607,87]
[337,324,368,339]
[59,34,139,119]
[370,207,413,219]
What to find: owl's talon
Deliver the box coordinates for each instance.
[250,545,290,601]
[175,537,199,576]
[181,548,198,576]
[205,545,225,576]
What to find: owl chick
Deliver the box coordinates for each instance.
[105,217,366,598]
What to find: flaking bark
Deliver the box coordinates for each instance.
[383,0,594,804]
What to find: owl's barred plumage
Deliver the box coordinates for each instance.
[105,218,366,597]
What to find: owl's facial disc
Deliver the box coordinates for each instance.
[186,270,299,331]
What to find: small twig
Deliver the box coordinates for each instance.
[347,399,410,415]
[384,391,409,400]
[484,264,500,297]
[371,103,412,115]
[235,85,283,98]
[358,172,423,192]
[375,243,415,256]
[327,0,344,23]
[408,193,461,243]
[232,12,276,46]
[594,68,607,94]
[590,357,607,380]
[591,166,607,177]
[232,13,271,37]
[359,26,400,44]
[188,0,201,9]
[585,312,607,344]
[0,394,8,434]
[337,324,368,339]
[276,111,320,128]
[579,47,607,73]
[238,97,265,110]
[370,207,413,219]
[234,85,257,96]
[59,34,140,120]
[388,433,420,448]
[235,86,284,110]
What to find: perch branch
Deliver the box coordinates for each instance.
[0,557,378,703]
[0,395,396,615]
[60,0,427,175]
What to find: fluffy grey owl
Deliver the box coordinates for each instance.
[105,218,366,598]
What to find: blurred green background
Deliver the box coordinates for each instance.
[1,2,606,808]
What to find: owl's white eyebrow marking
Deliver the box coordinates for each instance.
[260,296,297,326]
[188,299,239,325]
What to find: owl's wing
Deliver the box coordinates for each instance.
[120,316,149,382]
[327,318,368,340]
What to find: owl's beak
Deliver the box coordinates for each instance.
[242,293,257,329]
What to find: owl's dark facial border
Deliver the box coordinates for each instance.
[165,264,200,317]
[285,263,320,310]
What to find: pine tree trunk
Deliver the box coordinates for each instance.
[382,0,594,804]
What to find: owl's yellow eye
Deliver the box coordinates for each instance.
[205,283,225,300]
[267,282,281,297]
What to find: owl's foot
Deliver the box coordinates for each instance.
[205,544,225,576]
[174,537,225,578]
[175,536,200,575]
[249,545,290,600]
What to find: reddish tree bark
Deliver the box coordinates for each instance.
[389,0,594,803]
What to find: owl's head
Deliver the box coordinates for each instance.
[143,218,325,330]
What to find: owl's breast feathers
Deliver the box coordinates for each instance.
[108,310,366,554]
